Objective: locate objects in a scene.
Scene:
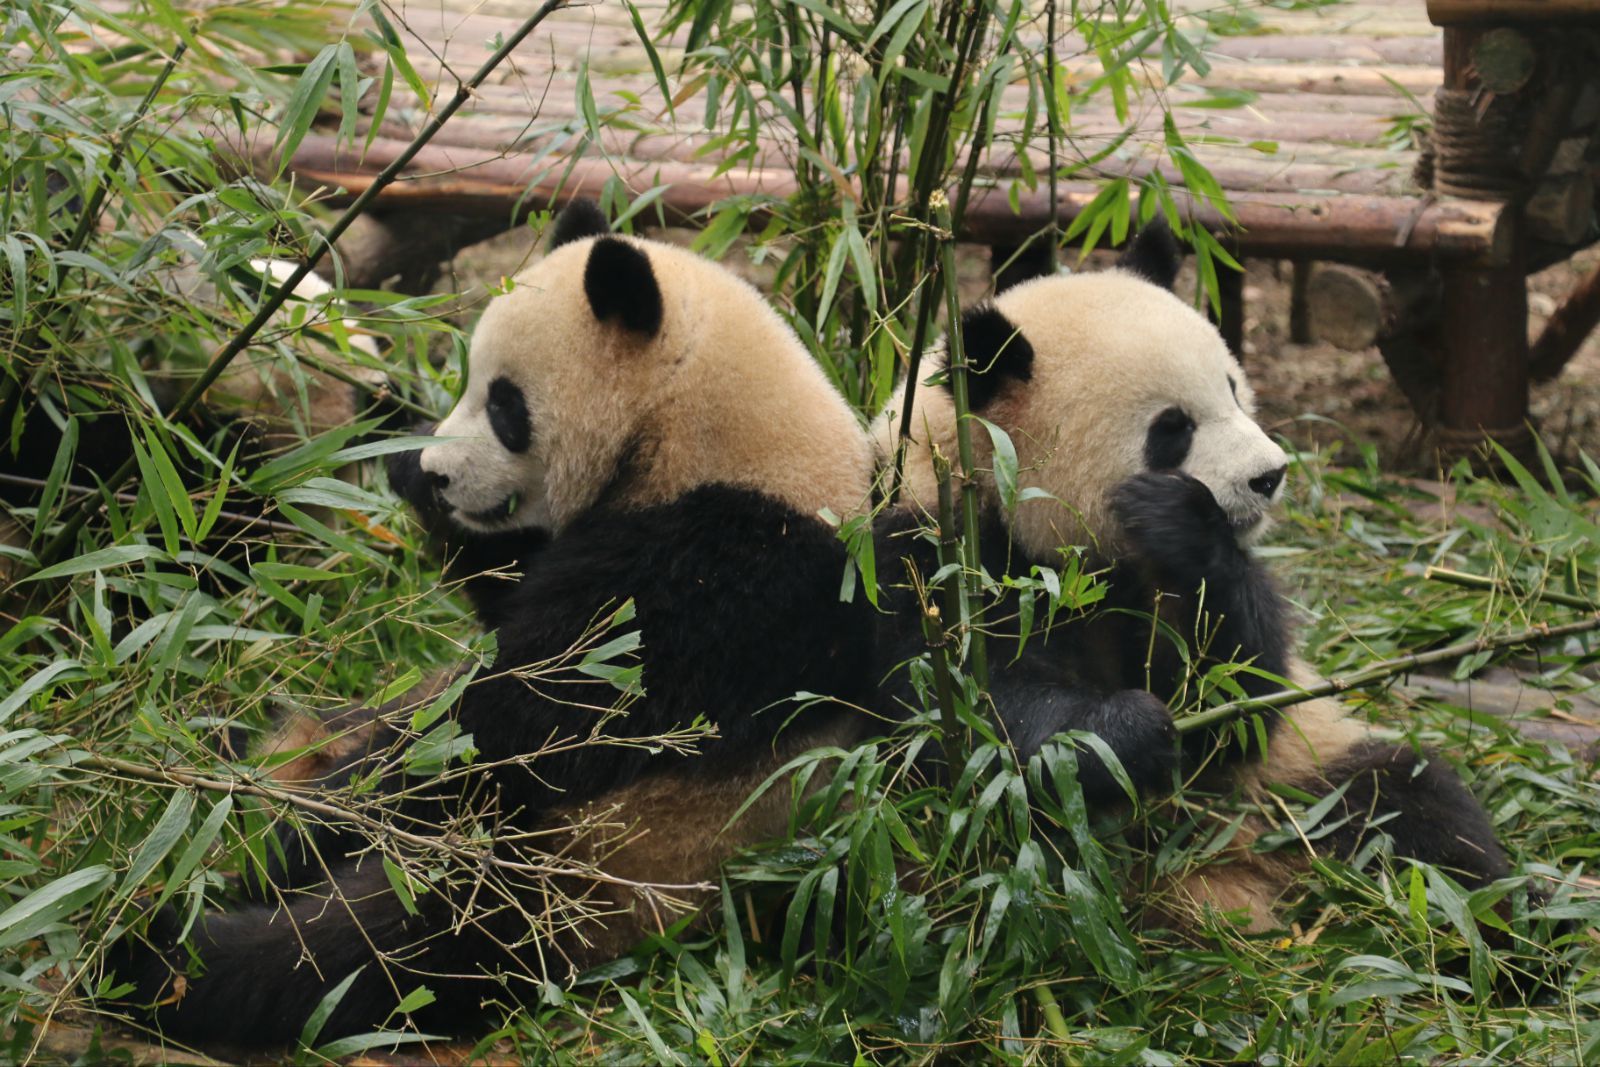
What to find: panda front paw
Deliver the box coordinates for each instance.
[1063,689,1178,804]
[1110,471,1236,585]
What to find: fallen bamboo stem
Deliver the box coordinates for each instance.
[34,0,568,569]
[1173,613,1600,735]
[73,751,712,893]
[1424,565,1598,610]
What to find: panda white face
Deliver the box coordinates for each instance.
[1135,359,1288,542]
[877,231,1289,560]
[994,269,1289,558]
[420,361,552,534]
[402,204,877,540]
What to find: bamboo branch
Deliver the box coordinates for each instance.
[34,0,568,569]
[1172,613,1600,735]
[73,751,713,894]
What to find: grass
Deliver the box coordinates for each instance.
[433,436,1600,1065]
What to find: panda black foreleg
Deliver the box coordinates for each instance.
[1317,739,1511,889]
[1109,471,1290,763]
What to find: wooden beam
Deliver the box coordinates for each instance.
[272,134,1513,264]
[1429,0,1600,24]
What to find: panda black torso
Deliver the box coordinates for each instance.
[872,468,1291,805]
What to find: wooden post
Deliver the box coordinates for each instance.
[1289,260,1313,344]
[1438,250,1530,451]
[1435,24,1531,456]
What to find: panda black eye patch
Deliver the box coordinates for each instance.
[1144,406,1195,470]
[485,376,532,454]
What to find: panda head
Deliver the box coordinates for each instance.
[880,222,1289,559]
[413,200,873,535]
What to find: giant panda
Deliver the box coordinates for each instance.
[108,201,877,1047]
[872,223,1514,932]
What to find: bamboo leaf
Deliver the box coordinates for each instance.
[118,790,195,898]
[0,865,112,950]
[23,545,169,584]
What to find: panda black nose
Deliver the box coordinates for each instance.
[1249,465,1287,499]
[423,469,451,499]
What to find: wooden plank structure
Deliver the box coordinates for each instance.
[251,0,1600,452]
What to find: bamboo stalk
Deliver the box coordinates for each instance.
[1172,613,1600,735]
[936,196,989,689]
[930,446,969,771]
[33,0,568,570]
[1033,983,1072,1044]
[887,0,994,500]
[1424,565,1598,610]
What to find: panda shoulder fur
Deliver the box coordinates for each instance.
[110,200,878,1048]
[872,222,1513,931]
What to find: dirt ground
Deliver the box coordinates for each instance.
[433,224,1600,474]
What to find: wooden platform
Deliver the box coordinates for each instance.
[270,0,1509,264]
[249,0,1600,452]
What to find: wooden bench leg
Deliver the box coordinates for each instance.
[1437,253,1531,456]
[1210,263,1245,357]
[1289,260,1313,344]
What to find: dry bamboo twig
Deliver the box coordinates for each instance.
[73,752,713,893]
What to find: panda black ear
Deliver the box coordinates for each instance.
[1115,218,1182,292]
[991,238,1055,295]
[956,305,1033,410]
[584,236,663,337]
[548,199,611,250]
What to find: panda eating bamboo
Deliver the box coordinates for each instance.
[873,222,1516,932]
[107,201,878,1047]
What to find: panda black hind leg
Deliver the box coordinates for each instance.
[1316,738,1511,889]
[108,858,513,1047]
